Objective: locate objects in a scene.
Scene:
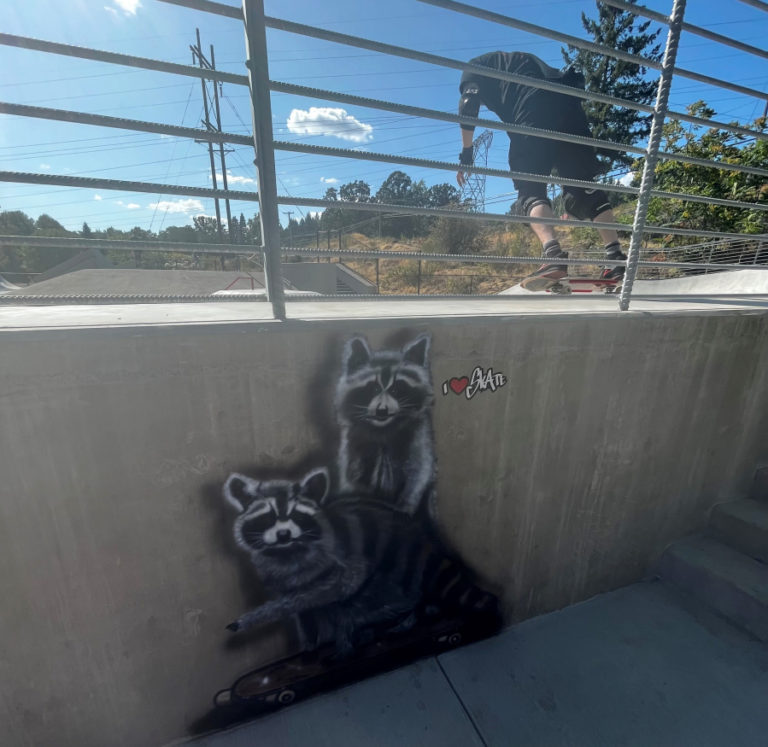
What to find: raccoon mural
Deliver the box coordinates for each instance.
[201,331,500,725]
[334,333,436,517]
[223,466,500,656]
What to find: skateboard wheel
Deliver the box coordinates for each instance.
[448,632,463,646]
[277,688,296,705]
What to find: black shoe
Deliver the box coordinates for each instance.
[531,250,569,281]
[601,250,626,281]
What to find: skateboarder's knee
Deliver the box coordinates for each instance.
[562,187,611,221]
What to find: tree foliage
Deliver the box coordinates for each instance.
[562,0,662,172]
[643,102,767,240]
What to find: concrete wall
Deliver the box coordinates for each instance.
[280,262,376,294]
[2,309,768,746]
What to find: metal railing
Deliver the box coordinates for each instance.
[1,0,766,316]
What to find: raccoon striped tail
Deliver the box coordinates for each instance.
[420,554,503,634]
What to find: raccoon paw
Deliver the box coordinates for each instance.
[226,621,241,632]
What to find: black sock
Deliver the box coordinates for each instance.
[604,241,622,258]
[543,239,563,258]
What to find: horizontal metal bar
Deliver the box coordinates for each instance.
[156,0,243,20]
[3,236,765,275]
[275,141,768,212]
[737,0,768,10]
[264,16,654,114]
[0,235,261,256]
[4,291,768,306]
[0,33,249,86]
[278,196,767,241]
[417,0,665,71]
[423,0,768,100]
[603,0,768,61]
[273,81,768,176]
[282,247,768,273]
[274,141,637,194]
[0,102,254,146]
[266,16,766,140]
[0,171,261,201]
[272,81,645,154]
[0,294,269,305]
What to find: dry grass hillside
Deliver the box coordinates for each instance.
[337,203,640,295]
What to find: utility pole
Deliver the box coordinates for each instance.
[282,210,294,246]
[191,29,235,256]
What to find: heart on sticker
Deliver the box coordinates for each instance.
[449,377,469,395]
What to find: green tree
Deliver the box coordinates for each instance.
[643,102,767,243]
[562,0,662,172]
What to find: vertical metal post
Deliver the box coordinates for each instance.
[619,0,687,312]
[242,0,286,320]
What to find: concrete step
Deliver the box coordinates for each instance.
[708,499,768,564]
[657,535,768,641]
[748,466,768,504]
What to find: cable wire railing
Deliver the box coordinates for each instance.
[0,0,766,317]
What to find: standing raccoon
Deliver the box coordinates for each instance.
[223,467,499,655]
[334,333,436,516]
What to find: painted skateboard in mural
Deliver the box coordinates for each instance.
[520,275,621,294]
[192,616,498,733]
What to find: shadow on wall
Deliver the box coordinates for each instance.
[192,332,503,732]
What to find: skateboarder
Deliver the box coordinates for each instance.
[456,51,627,285]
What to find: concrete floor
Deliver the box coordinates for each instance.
[178,581,768,747]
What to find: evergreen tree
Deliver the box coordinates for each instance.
[562,0,662,173]
[81,222,92,238]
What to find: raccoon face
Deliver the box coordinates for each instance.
[223,468,328,561]
[337,334,432,429]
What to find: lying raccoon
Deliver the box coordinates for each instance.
[223,467,499,655]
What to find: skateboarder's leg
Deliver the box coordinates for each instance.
[562,187,627,280]
[512,180,568,281]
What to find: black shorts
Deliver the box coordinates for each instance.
[508,100,601,201]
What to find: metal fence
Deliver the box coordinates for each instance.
[1,0,766,317]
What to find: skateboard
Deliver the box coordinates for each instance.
[191,616,499,733]
[520,275,621,295]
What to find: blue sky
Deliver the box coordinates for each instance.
[1,0,766,234]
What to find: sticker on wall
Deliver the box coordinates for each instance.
[442,366,508,400]
[194,333,502,733]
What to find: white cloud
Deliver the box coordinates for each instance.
[287,107,373,143]
[618,172,635,186]
[93,194,103,200]
[125,203,141,210]
[321,177,339,184]
[112,0,141,15]
[39,163,51,171]
[104,6,118,16]
[208,170,255,186]
[147,198,205,214]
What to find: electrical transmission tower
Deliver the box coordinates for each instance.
[459,130,493,211]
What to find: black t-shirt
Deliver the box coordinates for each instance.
[460,51,584,131]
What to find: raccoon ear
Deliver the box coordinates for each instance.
[300,467,329,504]
[343,336,372,374]
[402,333,431,367]
[223,473,260,513]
